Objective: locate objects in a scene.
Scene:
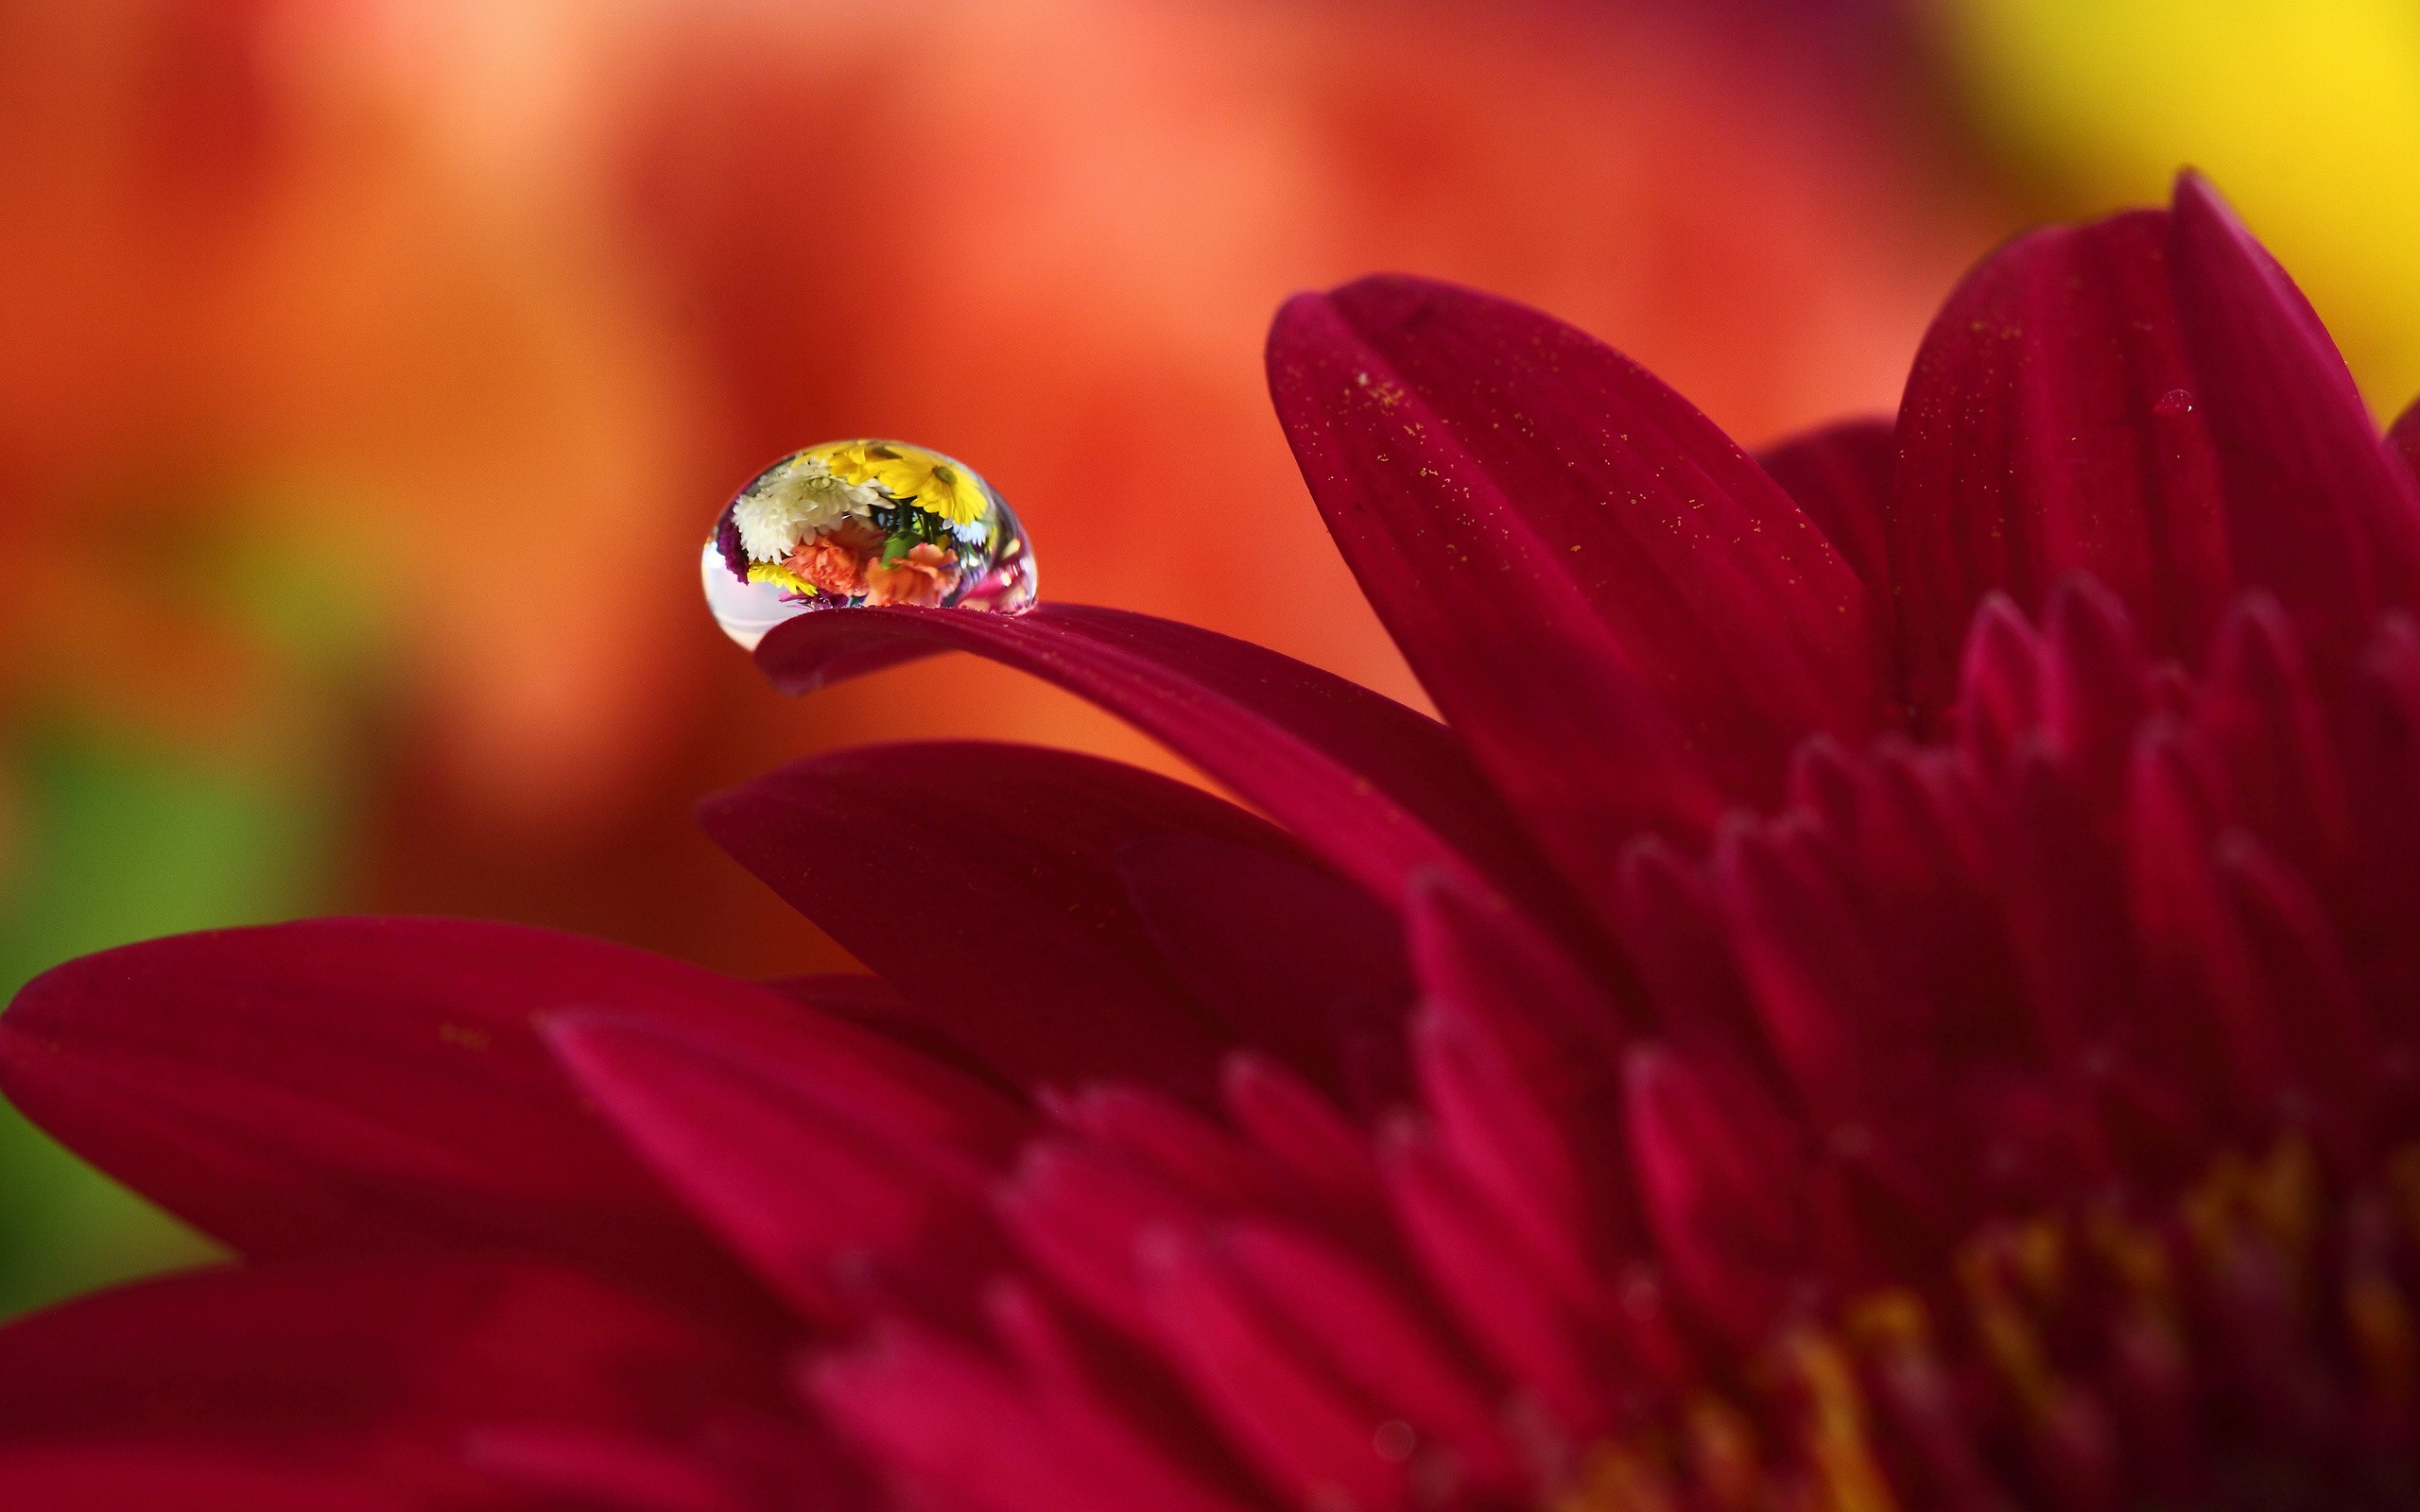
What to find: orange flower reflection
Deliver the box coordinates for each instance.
[785,520,885,600]
[862,543,963,610]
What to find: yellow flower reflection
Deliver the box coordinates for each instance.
[812,441,992,528]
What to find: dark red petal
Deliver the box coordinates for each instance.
[809,1319,1258,1512]
[0,1256,806,1510]
[1758,416,1897,604]
[756,972,1019,1096]
[2169,171,2420,658]
[2393,395,2420,480]
[703,741,1314,1086]
[1218,1054,1381,1202]
[1376,1119,1603,1433]
[546,1009,1023,1326]
[1214,1222,1517,1483]
[1118,834,1411,1095]
[1891,208,2230,721]
[0,1453,411,1512]
[996,1139,1206,1334]
[753,602,1569,923]
[1953,594,2048,775]
[1270,276,1888,892]
[1612,837,1766,1057]
[1404,873,1637,1275]
[1135,1228,1409,1511]
[0,919,809,1303]
[1622,1045,1810,1347]
[2039,576,2152,800]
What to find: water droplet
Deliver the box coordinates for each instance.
[702,439,1037,651]
[2152,387,2195,418]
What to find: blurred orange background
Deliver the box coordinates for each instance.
[26,0,2413,1309]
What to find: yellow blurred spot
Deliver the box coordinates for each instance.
[1778,1330,1901,1512]
[1947,0,2420,416]
[1560,1443,1681,1512]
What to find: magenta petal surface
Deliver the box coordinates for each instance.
[2168,172,2420,658]
[548,1009,1021,1325]
[702,741,1348,1086]
[0,919,811,1302]
[1891,209,2231,721]
[1758,416,1897,605]
[0,1256,816,1510]
[2392,394,2420,482]
[1269,275,1887,898]
[754,602,1564,920]
[1118,834,1411,1100]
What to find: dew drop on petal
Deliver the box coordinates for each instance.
[701,439,1038,651]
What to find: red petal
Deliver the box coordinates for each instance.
[546,1008,1024,1325]
[753,603,1568,923]
[0,919,804,1303]
[1757,416,1896,603]
[1118,834,1411,1095]
[2393,395,2420,480]
[1622,1045,1809,1346]
[809,1319,1258,1512]
[2169,172,2420,658]
[1404,873,1636,1284]
[1891,209,2230,721]
[1375,1119,1602,1432]
[756,972,1018,1095]
[1136,1228,1409,1511]
[701,741,1310,1086]
[0,1256,805,1509]
[1215,1222,1516,1483]
[1218,1054,1380,1202]
[1270,277,1887,891]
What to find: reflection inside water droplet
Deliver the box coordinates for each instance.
[702,439,1038,650]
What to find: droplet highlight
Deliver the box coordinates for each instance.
[702,439,1038,650]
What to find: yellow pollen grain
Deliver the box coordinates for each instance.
[1777,1331,1899,1512]
[2347,1266,2417,1404]
[1684,1395,1762,1512]
[1558,1444,1680,1512]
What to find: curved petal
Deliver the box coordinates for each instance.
[0,1256,821,1511]
[1757,416,1896,605]
[702,741,1357,1086]
[0,918,966,1304]
[1890,208,2230,722]
[547,1008,1019,1326]
[1118,834,1412,1099]
[2391,394,2420,483]
[1267,275,1889,881]
[2169,171,2420,662]
[753,602,1570,925]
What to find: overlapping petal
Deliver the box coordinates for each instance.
[701,741,1408,1088]
[1890,207,2231,719]
[1757,417,1896,605]
[1268,274,1890,902]
[0,1256,829,1511]
[546,1007,1021,1325]
[2169,174,2420,662]
[752,603,1568,923]
[0,919,828,1304]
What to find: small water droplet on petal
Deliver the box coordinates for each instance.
[2152,387,2195,418]
[702,439,1038,651]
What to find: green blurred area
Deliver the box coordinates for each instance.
[0,509,381,1316]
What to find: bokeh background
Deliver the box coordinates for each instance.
[4,0,2416,1314]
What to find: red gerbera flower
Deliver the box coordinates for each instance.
[7,171,2420,1511]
